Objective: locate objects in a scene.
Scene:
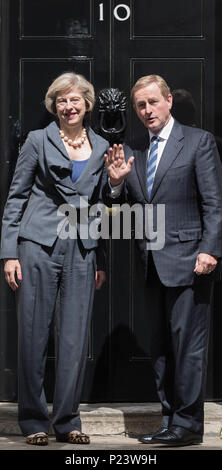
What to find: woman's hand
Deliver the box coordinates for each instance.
[4,259,22,291]
[104,144,134,186]
[95,270,106,290]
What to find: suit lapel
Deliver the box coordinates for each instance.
[134,135,150,202]
[74,127,105,197]
[45,121,105,195]
[46,120,71,161]
[149,121,184,201]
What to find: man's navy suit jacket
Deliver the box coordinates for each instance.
[103,120,222,286]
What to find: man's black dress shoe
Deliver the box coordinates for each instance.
[152,425,203,446]
[138,426,168,444]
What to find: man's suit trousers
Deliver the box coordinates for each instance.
[147,253,212,435]
[16,236,96,436]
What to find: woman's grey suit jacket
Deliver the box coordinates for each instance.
[0,121,109,263]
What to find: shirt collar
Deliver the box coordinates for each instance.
[148,116,174,142]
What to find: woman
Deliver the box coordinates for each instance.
[0,72,107,445]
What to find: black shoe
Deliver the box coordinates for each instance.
[138,426,169,444]
[152,425,203,447]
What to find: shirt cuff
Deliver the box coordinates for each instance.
[108,178,124,198]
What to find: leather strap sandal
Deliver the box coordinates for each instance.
[26,433,48,446]
[56,431,90,444]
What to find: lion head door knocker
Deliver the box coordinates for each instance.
[98,88,127,145]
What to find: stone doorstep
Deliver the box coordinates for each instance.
[0,402,221,437]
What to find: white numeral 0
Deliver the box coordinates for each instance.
[113,4,130,21]
[99,3,131,22]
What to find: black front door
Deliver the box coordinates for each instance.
[0,0,221,402]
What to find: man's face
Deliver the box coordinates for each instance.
[133,83,173,135]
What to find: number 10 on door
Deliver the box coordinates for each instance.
[99,3,131,21]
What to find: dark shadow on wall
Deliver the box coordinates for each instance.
[171,88,222,160]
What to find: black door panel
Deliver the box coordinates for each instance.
[0,0,220,402]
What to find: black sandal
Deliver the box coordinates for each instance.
[56,431,90,444]
[26,432,48,446]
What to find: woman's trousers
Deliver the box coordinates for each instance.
[17,237,96,436]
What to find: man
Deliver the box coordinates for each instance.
[103,75,222,446]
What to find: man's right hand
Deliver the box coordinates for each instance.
[104,144,134,186]
[4,259,22,291]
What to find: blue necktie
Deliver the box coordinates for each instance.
[147,136,159,198]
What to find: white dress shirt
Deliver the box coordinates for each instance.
[148,116,174,174]
[109,116,175,197]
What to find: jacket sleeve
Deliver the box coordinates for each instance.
[195,131,222,257]
[0,132,39,259]
[95,158,108,271]
[95,238,106,271]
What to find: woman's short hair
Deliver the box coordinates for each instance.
[45,72,95,115]
[131,74,171,103]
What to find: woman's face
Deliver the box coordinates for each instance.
[55,87,87,128]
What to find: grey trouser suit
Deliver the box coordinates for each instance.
[17,236,96,436]
[0,123,108,437]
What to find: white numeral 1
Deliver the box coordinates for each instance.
[99,3,104,21]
